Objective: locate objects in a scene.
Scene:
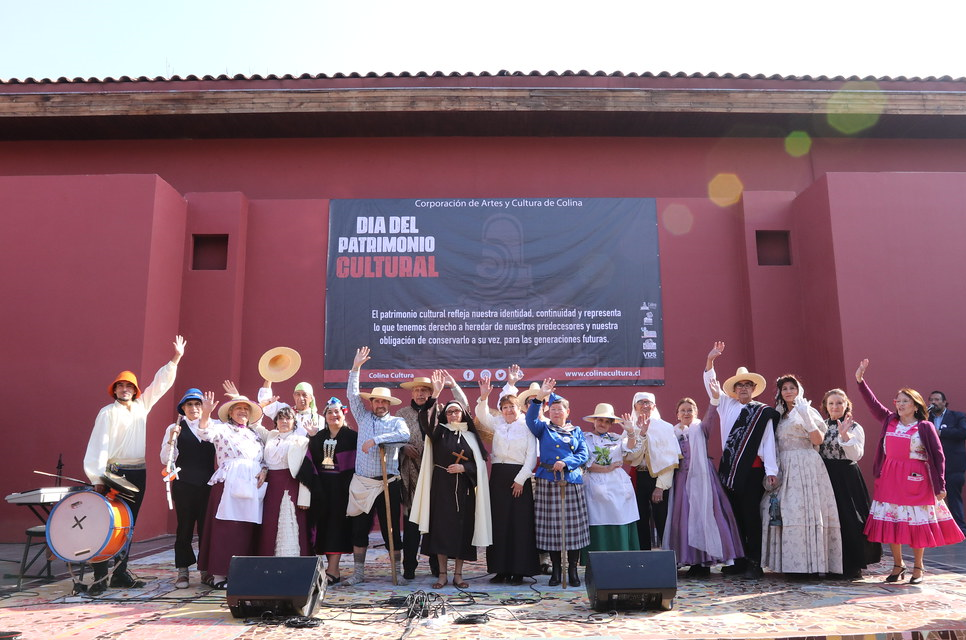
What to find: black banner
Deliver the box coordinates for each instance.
[323,197,663,387]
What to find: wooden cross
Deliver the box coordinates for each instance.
[451,449,468,464]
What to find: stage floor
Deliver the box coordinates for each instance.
[3,536,966,640]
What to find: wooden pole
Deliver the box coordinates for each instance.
[380,445,398,586]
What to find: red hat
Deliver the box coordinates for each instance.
[109,371,141,399]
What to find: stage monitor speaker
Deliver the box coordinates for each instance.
[584,550,677,611]
[226,556,326,618]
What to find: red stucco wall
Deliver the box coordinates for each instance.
[2,137,965,542]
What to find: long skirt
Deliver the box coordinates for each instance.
[583,524,640,564]
[257,469,309,556]
[487,463,540,576]
[313,470,353,555]
[197,482,257,576]
[534,478,590,551]
[421,466,477,561]
[823,458,880,572]
[760,448,843,574]
[665,478,744,567]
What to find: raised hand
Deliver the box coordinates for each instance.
[708,341,725,361]
[431,369,446,397]
[709,378,721,400]
[353,347,371,370]
[855,359,869,383]
[173,335,187,359]
[539,378,556,400]
[440,369,458,388]
[201,391,219,420]
[222,380,240,398]
[637,412,650,435]
[478,375,492,400]
[507,364,523,385]
[838,415,854,441]
[620,412,634,432]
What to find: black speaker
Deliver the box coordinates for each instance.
[226,556,326,618]
[584,550,677,611]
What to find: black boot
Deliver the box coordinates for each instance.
[109,555,146,589]
[89,562,109,596]
[567,551,581,587]
[548,551,562,586]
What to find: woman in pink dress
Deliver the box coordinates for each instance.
[855,359,964,584]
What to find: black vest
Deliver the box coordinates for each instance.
[174,421,216,487]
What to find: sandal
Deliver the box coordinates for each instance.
[885,565,906,583]
[432,577,448,589]
[202,574,229,590]
[453,574,468,589]
[910,566,925,585]
[325,573,341,586]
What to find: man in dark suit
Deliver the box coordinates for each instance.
[929,390,966,534]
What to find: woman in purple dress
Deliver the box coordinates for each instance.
[663,382,744,577]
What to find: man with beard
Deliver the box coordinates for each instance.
[343,346,411,585]
[84,335,186,595]
[397,371,468,580]
[703,341,779,579]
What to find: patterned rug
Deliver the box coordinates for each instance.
[3,543,966,640]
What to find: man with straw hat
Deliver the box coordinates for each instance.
[83,335,186,596]
[344,346,411,586]
[397,370,468,580]
[703,341,780,579]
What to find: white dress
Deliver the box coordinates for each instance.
[583,431,641,526]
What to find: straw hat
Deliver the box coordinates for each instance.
[515,382,543,407]
[400,377,433,390]
[584,402,621,423]
[218,396,264,423]
[258,347,302,383]
[722,367,767,399]
[108,371,141,399]
[359,387,402,405]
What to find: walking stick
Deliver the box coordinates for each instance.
[380,445,398,586]
[558,471,568,589]
[162,423,182,510]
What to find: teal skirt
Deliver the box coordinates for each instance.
[581,523,640,563]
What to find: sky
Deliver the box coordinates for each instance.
[1,0,965,82]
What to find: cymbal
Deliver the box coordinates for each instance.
[102,471,139,495]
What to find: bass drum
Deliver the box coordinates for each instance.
[46,488,133,563]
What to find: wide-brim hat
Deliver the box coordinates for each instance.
[584,402,621,422]
[177,388,204,415]
[218,396,264,423]
[359,387,402,405]
[400,377,433,390]
[515,382,543,407]
[258,347,302,383]
[722,367,767,399]
[108,371,141,399]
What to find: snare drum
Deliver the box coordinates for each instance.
[46,488,133,563]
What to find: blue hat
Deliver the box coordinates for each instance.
[178,388,204,415]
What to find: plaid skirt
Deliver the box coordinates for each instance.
[534,478,591,550]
